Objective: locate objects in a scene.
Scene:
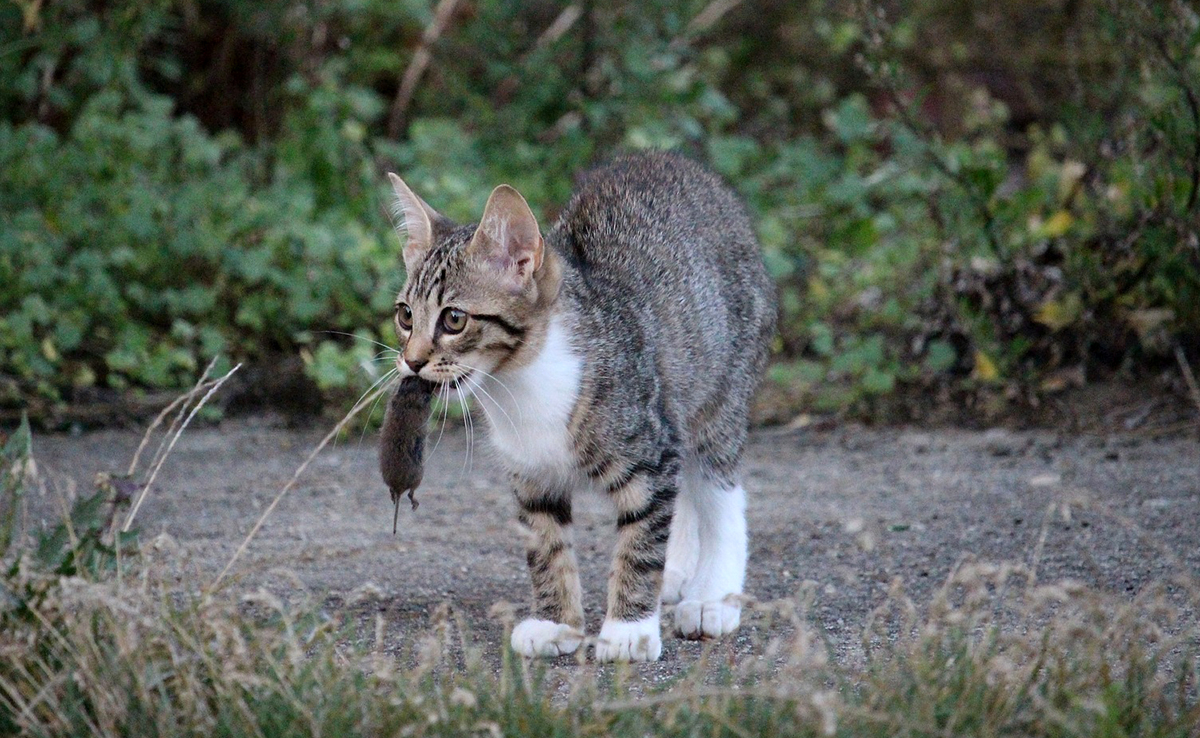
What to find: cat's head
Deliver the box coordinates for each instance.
[387,174,561,385]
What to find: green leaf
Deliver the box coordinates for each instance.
[861,367,895,395]
[1,413,33,557]
[924,340,957,373]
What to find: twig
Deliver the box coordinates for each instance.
[386,0,462,139]
[531,4,581,54]
[126,392,196,477]
[489,5,584,123]
[1120,399,1160,431]
[209,380,395,590]
[122,363,241,532]
[1148,30,1200,212]
[141,364,220,489]
[578,0,595,96]
[1027,501,1057,585]
[669,0,744,49]
[1130,419,1200,439]
[856,2,1003,257]
[126,357,219,477]
[1174,342,1200,420]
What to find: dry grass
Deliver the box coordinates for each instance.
[1,379,1197,737]
[2,546,1196,736]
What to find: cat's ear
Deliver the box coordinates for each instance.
[470,184,544,289]
[388,173,444,268]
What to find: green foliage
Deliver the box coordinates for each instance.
[0,417,140,736]
[0,89,399,401]
[0,414,32,557]
[1,0,1196,418]
[1,464,139,633]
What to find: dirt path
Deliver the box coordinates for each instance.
[33,420,1200,678]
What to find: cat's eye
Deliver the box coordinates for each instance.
[441,308,468,334]
[396,303,413,331]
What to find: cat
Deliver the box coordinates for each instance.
[387,151,776,662]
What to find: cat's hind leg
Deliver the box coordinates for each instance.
[673,474,746,639]
[674,390,751,639]
[661,483,699,605]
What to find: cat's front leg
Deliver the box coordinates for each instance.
[595,455,678,662]
[511,477,585,658]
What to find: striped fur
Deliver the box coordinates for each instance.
[387,152,776,661]
[514,475,584,627]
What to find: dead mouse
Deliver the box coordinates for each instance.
[379,376,435,533]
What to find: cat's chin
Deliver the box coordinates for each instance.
[443,371,474,390]
[411,371,472,390]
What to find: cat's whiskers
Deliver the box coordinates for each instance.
[335,366,399,451]
[453,365,521,438]
[382,153,774,661]
[455,384,476,479]
[357,370,400,450]
[313,331,402,391]
[315,330,397,354]
[370,349,401,362]
[458,378,533,464]
[425,380,453,462]
[453,360,525,424]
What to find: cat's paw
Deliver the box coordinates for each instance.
[594,615,662,662]
[510,618,583,658]
[674,597,741,639]
[660,566,690,605]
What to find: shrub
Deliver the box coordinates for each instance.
[1,0,1196,420]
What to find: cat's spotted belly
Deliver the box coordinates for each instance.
[472,316,583,483]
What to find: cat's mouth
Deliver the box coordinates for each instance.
[404,364,472,389]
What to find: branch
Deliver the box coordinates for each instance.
[386,0,463,139]
[530,4,581,55]
[123,363,241,532]
[1149,34,1200,212]
[857,3,1003,257]
[671,0,744,49]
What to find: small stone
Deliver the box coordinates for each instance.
[983,428,1028,457]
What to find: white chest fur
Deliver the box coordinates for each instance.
[472,316,582,481]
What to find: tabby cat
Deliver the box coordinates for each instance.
[387,152,776,662]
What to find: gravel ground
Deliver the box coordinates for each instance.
[32,418,1200,681]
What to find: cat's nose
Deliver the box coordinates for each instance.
[404,357,428,374]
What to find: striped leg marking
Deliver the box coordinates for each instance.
[511,482,584,658]
[595,460,677,662]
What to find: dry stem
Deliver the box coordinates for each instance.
[210,380,394,590]
[126,357,219,477]
[1175,342,1200,421]
[122,363,241,532]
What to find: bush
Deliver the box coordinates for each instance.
[1,0,1196,420]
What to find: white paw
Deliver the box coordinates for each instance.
[510,618,583,658]
[674,597,741,640]
[661,566,689,605]
[594,615,662,662]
